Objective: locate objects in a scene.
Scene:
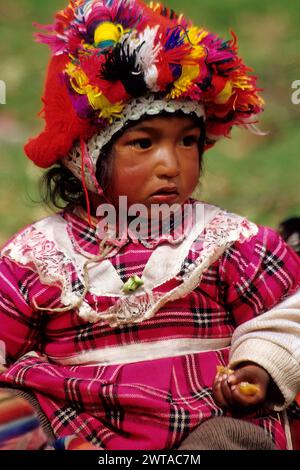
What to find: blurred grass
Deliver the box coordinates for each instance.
[1,0,300,245]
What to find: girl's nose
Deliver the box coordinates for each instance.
[156,146,180,179]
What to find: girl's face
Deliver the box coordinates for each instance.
[104,115,202,209]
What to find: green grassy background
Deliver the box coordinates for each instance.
[1,0,300,245]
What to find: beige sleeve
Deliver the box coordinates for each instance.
[229,288,300,411]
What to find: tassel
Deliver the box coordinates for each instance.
[246,123,268,136]
[80,138,92,227]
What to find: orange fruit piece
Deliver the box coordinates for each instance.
[238,382,260,396]
[216,365,234,375]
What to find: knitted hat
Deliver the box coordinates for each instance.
[25,0,264,193]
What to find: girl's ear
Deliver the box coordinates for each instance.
[197,118,206,159]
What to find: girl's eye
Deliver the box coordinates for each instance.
[181,135,200,147]
[130,138,152,149]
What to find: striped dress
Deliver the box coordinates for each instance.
[0,200,299,450]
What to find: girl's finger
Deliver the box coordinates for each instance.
[213,374,231,408]
[213,375,226,407]
[219,375,234,406]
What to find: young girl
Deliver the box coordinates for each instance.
[0,0,300,451]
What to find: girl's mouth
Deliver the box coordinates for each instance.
[149,190,179,203]
[150,186,179,196]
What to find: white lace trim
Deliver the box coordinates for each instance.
[64,96,205,192]
[2,205,258,327]
[1,223,76,306]
[49,337,231,366]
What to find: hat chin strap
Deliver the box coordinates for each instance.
[63,96,205,195]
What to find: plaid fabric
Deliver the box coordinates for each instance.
[0,204,300,450]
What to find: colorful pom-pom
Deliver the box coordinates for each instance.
[94,21,124,48]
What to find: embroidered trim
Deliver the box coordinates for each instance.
[1,225,76,306]
[64,96,205,192]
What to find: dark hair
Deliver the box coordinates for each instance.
[278,217,300,255]
[40,113,206,210]
[40,139,114,210]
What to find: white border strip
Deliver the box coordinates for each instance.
[49,337,231,366]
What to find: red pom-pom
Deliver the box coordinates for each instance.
[24,54,93,167]
[24,131,73,168]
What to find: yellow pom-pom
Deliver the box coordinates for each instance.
[94,22,123,46]
[215,81,233,104]
[168,65,199,99]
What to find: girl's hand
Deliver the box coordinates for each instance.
[213,363,270,410]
